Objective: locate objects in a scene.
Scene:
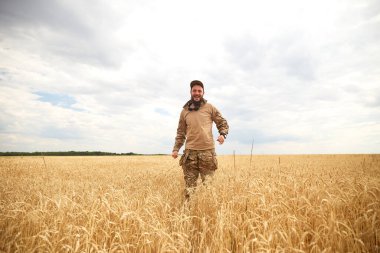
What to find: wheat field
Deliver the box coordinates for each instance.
[0,154,379,252]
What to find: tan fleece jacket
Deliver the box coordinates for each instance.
[173,101,229,151]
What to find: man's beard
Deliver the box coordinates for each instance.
[189,96,203,111]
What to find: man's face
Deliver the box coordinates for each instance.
[191,85,204,101]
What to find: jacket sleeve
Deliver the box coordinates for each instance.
[173,110,186,152]
[212,106,229,136]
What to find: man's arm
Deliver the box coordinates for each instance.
[172,110,186,158]
[212,106,229,143]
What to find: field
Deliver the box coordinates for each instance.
[0,154,379,252]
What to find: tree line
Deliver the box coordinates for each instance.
[0,151,140,156]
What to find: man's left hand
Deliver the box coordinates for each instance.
[217,135,225,145]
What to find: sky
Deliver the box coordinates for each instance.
[0,0,379,155]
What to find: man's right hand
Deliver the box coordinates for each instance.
[172,151,178,159]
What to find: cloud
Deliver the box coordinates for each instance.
[0,0,89,35]
[225,36,264,73]
[0,0,129,68]
[224,33,317,82]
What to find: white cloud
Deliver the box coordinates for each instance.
[0,0,379,154]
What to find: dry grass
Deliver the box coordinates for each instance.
[0,154,379,252]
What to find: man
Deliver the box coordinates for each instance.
[172,80,229,199]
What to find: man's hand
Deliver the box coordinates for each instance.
[217,135,225,145]
[172,151,178,159]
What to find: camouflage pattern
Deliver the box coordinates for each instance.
[179,149,218,199]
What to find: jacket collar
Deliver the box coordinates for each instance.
[183,98,207,109]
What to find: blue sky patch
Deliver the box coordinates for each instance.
[40,126,82,139]
[230,127,302,145]
[154,108,170,116]
[35,91,76,109]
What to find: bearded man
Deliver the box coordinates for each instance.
[172,80,229,199]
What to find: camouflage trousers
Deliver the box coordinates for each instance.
[179,149,218,199]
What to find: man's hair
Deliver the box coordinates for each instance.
[190,80,204,90]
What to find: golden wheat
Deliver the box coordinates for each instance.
[0,154,379,252]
